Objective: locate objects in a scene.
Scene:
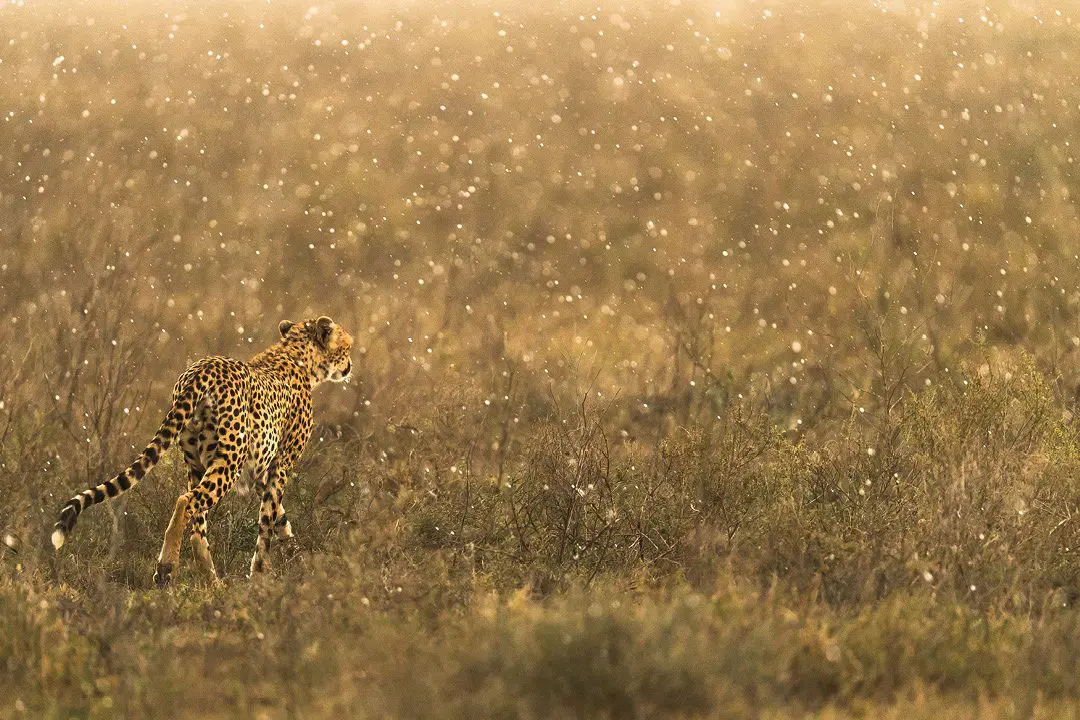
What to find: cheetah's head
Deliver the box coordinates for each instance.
[279,316,354,384]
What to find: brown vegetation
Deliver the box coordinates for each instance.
[3,0,1080,716]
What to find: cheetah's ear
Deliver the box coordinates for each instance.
[315,316,334,349]
[279,320,296,338]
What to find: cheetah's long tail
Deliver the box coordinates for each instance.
[51,380,199,550]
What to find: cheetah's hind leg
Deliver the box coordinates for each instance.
[155,493,192,588]
[188,512,221,585]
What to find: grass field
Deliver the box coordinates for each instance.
[5,0,1080,716]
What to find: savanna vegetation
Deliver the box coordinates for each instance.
[4,0,1080,716]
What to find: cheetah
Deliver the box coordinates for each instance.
[51,316,354,587]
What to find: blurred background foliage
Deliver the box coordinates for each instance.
[5,0,1080,429]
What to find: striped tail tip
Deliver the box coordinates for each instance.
[51,528,66,550]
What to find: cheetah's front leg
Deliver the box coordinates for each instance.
[250,466,289,575]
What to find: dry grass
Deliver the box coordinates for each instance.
[4,0,1080,716]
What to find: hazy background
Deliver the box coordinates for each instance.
[6,0,1080,433]
[5,0,1080,717]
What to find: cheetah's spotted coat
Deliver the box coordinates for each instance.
[51,316,353,586]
